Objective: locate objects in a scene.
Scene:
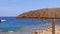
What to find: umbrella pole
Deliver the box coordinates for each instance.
[52,19,55,34]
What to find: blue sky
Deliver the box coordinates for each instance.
[0,0,60,17]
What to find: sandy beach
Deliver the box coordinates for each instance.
[32,26,60,34]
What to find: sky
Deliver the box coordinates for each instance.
[0,0,60,17]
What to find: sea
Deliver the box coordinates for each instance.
[0,17,60,31]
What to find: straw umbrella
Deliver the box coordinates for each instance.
[16,8,60,34]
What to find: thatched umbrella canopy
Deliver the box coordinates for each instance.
[16,8,60,34]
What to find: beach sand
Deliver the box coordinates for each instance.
[32,26,60,34]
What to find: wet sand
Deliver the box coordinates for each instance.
[0,25,60,34]
[0,24,44,34]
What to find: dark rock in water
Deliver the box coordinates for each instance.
[0,20,1,22]
[0,20,6,22]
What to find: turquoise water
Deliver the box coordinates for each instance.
[0,17,60,31]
